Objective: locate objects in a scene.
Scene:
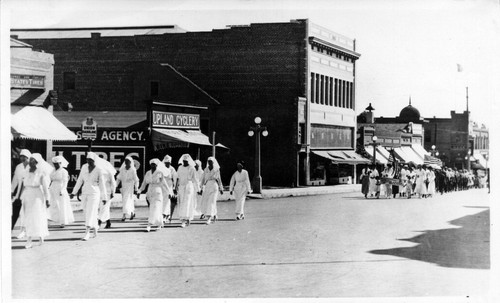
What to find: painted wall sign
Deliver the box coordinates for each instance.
[51,145,146,189]
[152,110,200,129]
[11,74,45,89]
[74,130,145,141]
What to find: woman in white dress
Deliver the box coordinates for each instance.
[174,154,199,228]
[138,159,172,232]
[414,165,427,199]
[199,157,224,224]
[70,152,109,241]
[98,168,116,228]
[162,155,177,223]
[49,155,74,228]
[116,156,139,222]
[229,161,252,220]
[427,166,436,197]
[23,153,52,249]
[368,165,380,198]
[194,159,204,218]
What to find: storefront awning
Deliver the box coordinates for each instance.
[152,128,212,146]
[11,106,77,141]
[401,146,424,164]
[411,144,429,159]
[312,150,371,165]
[393,147,414,164]
[473,152,487,168]
[364,146,388,164]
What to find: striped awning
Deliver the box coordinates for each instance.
[424,154,442,168]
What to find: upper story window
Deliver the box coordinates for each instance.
[63,72,76,90]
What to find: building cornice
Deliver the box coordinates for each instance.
[308,37,361,59]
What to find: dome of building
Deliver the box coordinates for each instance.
[398,98,420,122]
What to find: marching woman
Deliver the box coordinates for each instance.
[97,166,117,228]
[162,155,177,223]
[427,166,436,198]
[174,154,199,228]
[414,165,427,199]
[199,157,224,225]
[71,152,108,241]
[23,153,53,249]
[116,156,139,222]
[368,164,380,198]
[49,156,74,228]
[138,159,172,232]
[194,159,204,217]
[360,164,371,198]
[11,149,31,235]
[229,161,252,220]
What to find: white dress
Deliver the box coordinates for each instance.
[162,166,177,217]
[11,162,30,228]
[176,165,199,221]
[414,169,427,196]
[399,168,408,193]
[368,169,380,195]
[140,170,171,226]
[98,171,116,222]
[49,168,75,225]
[72,164,107,229]
[194,168,204,215]
[229,170,251,215]
[427,170,436,196]
[116,167,139,216]
[200,168,223,216]
[22,169,50,238]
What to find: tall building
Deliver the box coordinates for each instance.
[12,20,363,187]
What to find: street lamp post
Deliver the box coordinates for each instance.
[248,117,269,194]
[466,149,471,171]
[368,136,380,166]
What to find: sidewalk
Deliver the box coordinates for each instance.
[69,184,361,211]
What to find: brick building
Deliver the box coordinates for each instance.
[12,20,363,187]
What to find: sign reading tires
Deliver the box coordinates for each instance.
[81,117,97,140]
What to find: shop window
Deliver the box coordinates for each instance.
[150,81,159,97]
[63,72,76,90]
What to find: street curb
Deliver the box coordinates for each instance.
[69,184,361,211]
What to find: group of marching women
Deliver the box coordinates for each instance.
[360,162,482,199]
[11,149,252,248]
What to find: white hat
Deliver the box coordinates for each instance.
[31,153,54,176]
[52,155,69,168]
[20,149,31,158]
[178,154,195,167]
[163,155,172,163]
[86,152,116,176]
[149,158,170,176]
[207,156,220,171]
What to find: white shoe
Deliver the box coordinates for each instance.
[206,219,212,225]
[146,225,151,232]
[17,231,26,239]
[180,221,186,228]
[25,242,33,249]
[82,233,90,241]
[92,229,98,238]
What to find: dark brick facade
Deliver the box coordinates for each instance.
[17,21,309,186]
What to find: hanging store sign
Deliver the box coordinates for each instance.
[11,74,45,89]
[81,117,97,140]
[152,110,200,129]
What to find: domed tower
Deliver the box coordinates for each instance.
[397,97,421,123]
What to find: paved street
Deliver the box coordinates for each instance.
[10,188,490,299]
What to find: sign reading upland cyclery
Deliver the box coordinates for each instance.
[152,111,200,129]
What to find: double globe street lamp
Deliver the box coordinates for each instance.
[369,136,380,166]
[431,145,439,157]
[248,117,269,194]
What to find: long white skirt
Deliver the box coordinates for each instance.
[147,185,163,226]
[162,188,171,216]
[201,180,219,216]
[233,182,247,215]
[427,180,436,196]
[82,193,100,229]
[49,182,75,225]
[178,182,195,221]
[415,180,428,196]
[23,187,49,238]
[98,190,112,222]
[121,182,136,215]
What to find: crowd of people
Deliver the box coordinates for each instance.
[360,162,487,199]
[11,149,252,248]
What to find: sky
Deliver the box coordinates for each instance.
[4,0,500,126]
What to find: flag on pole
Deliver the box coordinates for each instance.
[457,63,463,72]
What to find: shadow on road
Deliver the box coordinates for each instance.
[369,209,490,269]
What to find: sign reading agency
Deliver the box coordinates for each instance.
[152,111,200,129]
[81,117,97,140]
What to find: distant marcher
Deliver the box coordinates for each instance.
[414,165,427,198]
[71,152,109,241]
[199,157,224,224]
[11,149,31,233]
[368,165,379,198]
[139,159,172,232]
[382,164,394,198]
[229,161,252,220]
[162,155,177,223]
[360,164,371,198]
[194,159,204,217]
[399,164,409,197]
[116,156,139,222]
[97,165,117,228]
[174,154,199,228]
[49,156,74,228]
[406,167,415,198]
[22,153,53,249]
